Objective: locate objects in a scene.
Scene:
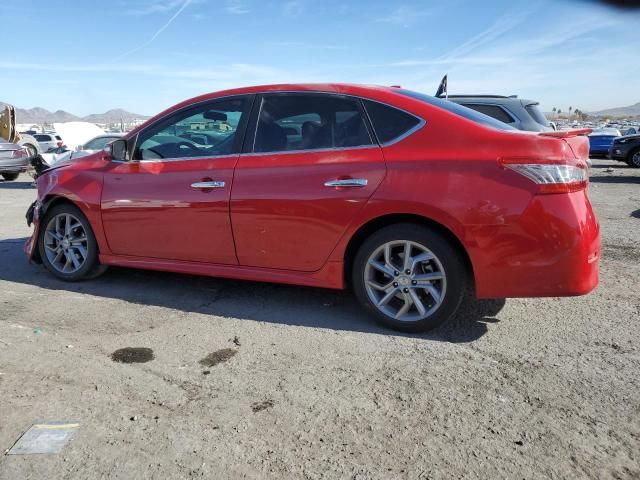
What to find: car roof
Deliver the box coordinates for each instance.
[127,83,402,136]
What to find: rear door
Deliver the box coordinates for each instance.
[230,92,386,272]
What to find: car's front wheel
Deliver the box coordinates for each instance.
[627,148,640,168]
[38,203,104,281]
[352,223,468,333]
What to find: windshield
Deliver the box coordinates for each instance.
[396,89,516,131]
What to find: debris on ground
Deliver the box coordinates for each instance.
[111,348,154,364]
[7,421,80,455]
[251,400,274,413]
[199,348,237,367]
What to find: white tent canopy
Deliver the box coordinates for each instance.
[53,122,104,150]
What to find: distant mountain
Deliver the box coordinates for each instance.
[0,101,149,124]
[83,108,149,124]
[590,102,640,118]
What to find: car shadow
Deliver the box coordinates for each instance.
[0,237,502,343]
[0,179,34,189]
[589,174,640,184]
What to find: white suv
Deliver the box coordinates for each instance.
[33,133,64,152]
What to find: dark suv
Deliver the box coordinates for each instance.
[609,134,640,167]
[443,95,553,132]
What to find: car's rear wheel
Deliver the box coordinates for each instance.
[1,172,19,181]
[352,224,468,333]
[38,203,104,281]
[627,148,640,168]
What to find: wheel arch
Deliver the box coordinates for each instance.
[343,213,475,291]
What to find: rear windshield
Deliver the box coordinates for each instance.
[524,103,549,127]
[396,89,516,131]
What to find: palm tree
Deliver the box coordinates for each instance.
[552,107,557,118]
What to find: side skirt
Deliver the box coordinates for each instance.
[98,254,345,290]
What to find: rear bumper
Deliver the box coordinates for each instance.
[0,164,28,173]
[471,190,600,299]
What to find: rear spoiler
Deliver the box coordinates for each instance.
[539,128,592,138]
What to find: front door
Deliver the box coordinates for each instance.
[231,93,386,272]
[101,95,253,264]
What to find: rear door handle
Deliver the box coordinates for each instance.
[191,181,225,189]
[324,178,368,188]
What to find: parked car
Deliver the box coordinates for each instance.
[609,134,640,167]
[0,141,29,181]
[588,128,622,157]
[433,77,553,132]
[0,105,42,160]
[42,133,124,166]
[24,84,599,333]
[33,133,64,152]
[444,95,553,133]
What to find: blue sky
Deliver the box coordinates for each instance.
[1,0,638,116]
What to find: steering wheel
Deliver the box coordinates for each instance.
[175,141,200,156]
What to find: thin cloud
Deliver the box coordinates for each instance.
[267,41,347,50]
[438,8,536,61]
[225,0,250,14]
[123,0,191,15]
[283,1,305,17]
[375,6,431,28]
[113,0,193,61]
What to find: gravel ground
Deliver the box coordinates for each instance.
[0,160,638,479]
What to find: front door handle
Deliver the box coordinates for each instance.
[324,178,368,188]
[191,181,225,189]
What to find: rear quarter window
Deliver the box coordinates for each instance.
[363,100,421,144]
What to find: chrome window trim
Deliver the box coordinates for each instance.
[131,94,252,163]
[128,89,428,161]
[251,92,377,155]
[240,144,381,158]
[136,152,239,164]
[360,97,427,147]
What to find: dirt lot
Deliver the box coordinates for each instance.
[0,160,638,479]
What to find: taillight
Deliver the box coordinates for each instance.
[499,158,588,194]
[12,148,28,158]
[57,141,64,147]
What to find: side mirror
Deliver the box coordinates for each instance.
[109,139,128,161]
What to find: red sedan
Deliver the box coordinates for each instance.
[24,84,600,332]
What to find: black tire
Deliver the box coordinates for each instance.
[627,148,640,168]
[38,203,102,281]
[2,172,19,181]
[352,223,469,333]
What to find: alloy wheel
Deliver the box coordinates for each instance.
[364,240,447,322]
[43,213,89,274]
[631,151,640,168]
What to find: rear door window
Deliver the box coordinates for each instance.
[253,94,373,153]
[363,100,421,144]
[461,104,515,124]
